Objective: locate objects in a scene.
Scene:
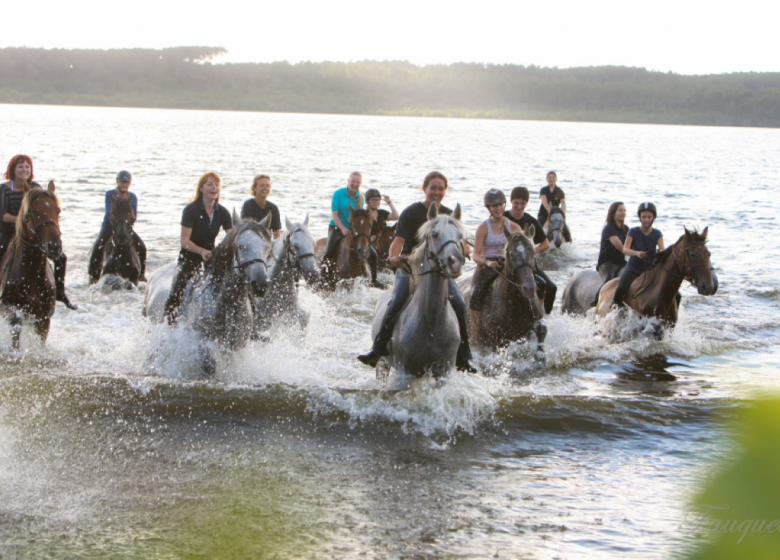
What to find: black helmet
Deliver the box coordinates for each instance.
[483,188,506,207]
[116,170,132,182]
[637,202,657,219]
[364,188,381,201]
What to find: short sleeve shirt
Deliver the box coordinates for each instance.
[504,211,546,245]
[180,200,233,262]
[102,190,138,229]
[370,209,390,236]
[626,226,662,274]
[597,224,628,269]
[537,185,565,222]
[241,199,282,232]
[396,202,452,255]
[329,187,364,230]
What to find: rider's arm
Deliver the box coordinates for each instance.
[623,235,646,259]
[535,238,550,254]
[385,197,400,221]
[131,193,138,219]
[540,193,550,216]
[657,236,665,252]
[331,211,348,235]
[388,235,405,266]
[180,226,211,259]
[608,235,624,251]
[561,197,567,216]
[472,223,487,267]
[0,187,15,223]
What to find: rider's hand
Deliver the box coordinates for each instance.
[201,249,213,261]
[382,195,392,204]
[638,251,648,259]
[389,255,406,267]
[340,226,349,236]
[487,260,501,269]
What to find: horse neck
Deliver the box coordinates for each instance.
[644,243,686,300]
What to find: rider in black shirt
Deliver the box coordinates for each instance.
[597,202,629,282]
[240,175,281,239]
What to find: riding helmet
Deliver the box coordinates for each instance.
[116,170,132,182]
[364,188,381,201]
[637,202,657,219]
[483,188,506,207]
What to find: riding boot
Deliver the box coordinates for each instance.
[448,278,477,373]
[54,254,78,310]
[368,247,387,289]
[612,270,639,309]
[535,267,557,314]
[358,271,410,367]
[323,225,344,261]
[164,259,200,325]
[88,225,113,284]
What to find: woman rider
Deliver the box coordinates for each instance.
[504,186,556,314]
[357,171,476,373]
[241,174,282,239]
[597,202,629,283]
[322,172,364,271]
[469,189,522,328]
[538,171,571,242]
[612,202,663,308]
[163,172,233,323]
[88,170,148,284]
[364,187,399,289]
[0,154,77,310]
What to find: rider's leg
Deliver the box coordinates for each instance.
[469,265,499,312]
[357,270,411,367]
[88,225,113,284]
[132,231,147,281]
[322,226,344,262]
[448,278,477,373]
[598,262,623,283]
[367,245,387,289]
[54,253,78,310]
[164,258,202,324]
[535,267,557,314]
[612,270,639,308]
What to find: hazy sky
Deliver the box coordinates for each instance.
[4,0,777,75]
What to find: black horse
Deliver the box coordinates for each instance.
[88,197,142,288]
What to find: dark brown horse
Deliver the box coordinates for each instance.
[316,207,373,290]
[0,181,62,349]
[89,197,141,287]
[374,222,396,271]
[596,227,715,327]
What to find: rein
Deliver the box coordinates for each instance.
[21,217,61,252]
[283,229,315,282]
[631,241,708,298]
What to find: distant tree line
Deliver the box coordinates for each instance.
[1,47,779,127]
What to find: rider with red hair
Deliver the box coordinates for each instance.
[0,155,77,309]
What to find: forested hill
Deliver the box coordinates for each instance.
[2,46,779,127]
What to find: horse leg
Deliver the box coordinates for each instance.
[532,321,547,362]
[33,317,51,345]
[200,346,216,378]
[8,313,22,351]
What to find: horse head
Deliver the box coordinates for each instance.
[680,227,715,296]
[376,223,397,263]
[548,207,566,248]
[411,203,466,280]
[16,181,62,260]
[110,197,136,246]
[505,225,543,321]
[347,206,372,260]
[284,215,319,284]
[230,210,273,297]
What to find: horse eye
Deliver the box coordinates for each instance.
[432,231,439,238]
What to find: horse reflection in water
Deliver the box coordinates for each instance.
[144,213,274,372]
[253,215,319,334]
[0,181,61,350]
[371,203,467,379]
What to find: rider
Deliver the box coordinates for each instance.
[613,202,664,308]
[322,172,364,272]
[504,187,556,314]
[470,189,522,318]
[0,154,77,310]
[365,187,399,289]
[163,172,233,324]
[241,174,281,239]
[537,170,567,225]
[597,202,628,283]
[357,171,476,373]
[88,170,148,284]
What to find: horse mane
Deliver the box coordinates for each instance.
[208,219,272,285]
[549,207,565,217]
[408,215,468,290]
[12,187,60,251]
[112,196,134,215]
[350,208,371,223]
[652,229,707,266]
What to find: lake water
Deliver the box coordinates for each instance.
[1,104,779,558]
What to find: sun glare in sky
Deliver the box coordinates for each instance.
[4,0,778,75]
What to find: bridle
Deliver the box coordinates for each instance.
[233,229,272,272]
[284,228,315,280]
[488,243,536,293]
[21,211,61,252]
[632,239,710,298]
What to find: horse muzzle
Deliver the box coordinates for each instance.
[44,240,63,260]
[250,277,269,298]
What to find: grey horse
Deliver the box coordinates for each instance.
[370,203,467,378]
[144,212,273,353]
[545,207,572,248]
[560,270,604,315]
[253,215,320,332]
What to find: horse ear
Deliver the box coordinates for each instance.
[47,180,56,194]
[524,224,535,240]
[285,217,294,231]
[453,203,462,221]
[303,213,309,227]
[701,226,708,239]
[427,202,439,221]
[503,225,512,240]
[349,204,355,217]
[683,226,690,238]
[258,214,271,228]
[233,208,243,226]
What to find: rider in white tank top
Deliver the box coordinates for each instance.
[483,218,507,259]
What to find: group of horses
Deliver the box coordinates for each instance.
[0,184,717,381]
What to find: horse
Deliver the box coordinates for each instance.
[0,181,61,349]
[370,203,466,378]
[595,227,715,328]
[374,222,397,272]
[144,213,274,353]
[253,215,319,332]
[545,207,572,248]
[88,197,141,289]
[316,207,373,290]
[561,270,604,315]
[460,225,546,349]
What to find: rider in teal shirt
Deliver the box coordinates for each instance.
[323,172,364,261]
